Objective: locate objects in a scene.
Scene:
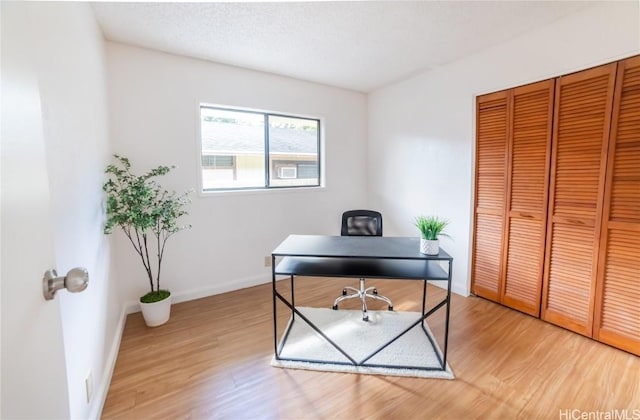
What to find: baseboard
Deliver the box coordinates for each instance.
[171,274,270,305]
[119,274,467,313]
[428,280,470,298]
[122,273,271,315]
[89,304,128,419]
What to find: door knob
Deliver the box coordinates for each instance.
[43,267,89,300]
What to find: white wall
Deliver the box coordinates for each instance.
[1,3,121,419]
[367,1,640,296]
[106,43,368,305]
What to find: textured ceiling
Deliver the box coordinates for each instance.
[92,1,598,92]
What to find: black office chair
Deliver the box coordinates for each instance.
[332,210,393,321]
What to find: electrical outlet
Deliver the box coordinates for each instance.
[264,256,272,267]
[85,371,93,404]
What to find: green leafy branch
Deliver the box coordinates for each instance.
[103,155,192,295]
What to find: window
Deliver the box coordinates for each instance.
[200,106,321,191]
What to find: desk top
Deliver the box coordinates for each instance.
[272,234,452,260]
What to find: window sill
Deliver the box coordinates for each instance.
[198,185,326,198]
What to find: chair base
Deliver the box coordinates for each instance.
[332,278,393,321]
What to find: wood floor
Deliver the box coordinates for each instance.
[102,278,640,419]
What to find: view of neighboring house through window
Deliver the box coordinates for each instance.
[200,106,320,191]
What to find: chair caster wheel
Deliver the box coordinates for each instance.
[388,306,393,311]
[373,289,378,295]
[363,316,369,322]
[332,305,338,310]
[342,289,347,296]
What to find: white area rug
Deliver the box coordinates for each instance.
[271,307,454,379]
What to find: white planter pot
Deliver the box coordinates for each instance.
[140,293,172,327]
[420,238,439,255]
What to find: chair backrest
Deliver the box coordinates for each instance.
[341,210,383,237]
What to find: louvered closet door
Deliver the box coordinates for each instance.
[501,80,555,316]
[542,63,617,336]
[472,91,509,301]
[593,56,640,355]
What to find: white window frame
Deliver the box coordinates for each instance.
[197,103,324,195]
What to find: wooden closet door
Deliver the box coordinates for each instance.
[542,63,617,336]
[501,80,555,316]
[472,91,509,301]
[593,56,640,355]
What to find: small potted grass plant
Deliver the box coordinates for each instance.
[414,215,449,255]
[103,155,191,327]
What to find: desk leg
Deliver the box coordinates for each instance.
[443,261,452,369]
[421,279,427,326]
[272,255,278,359]
[290,274,295,320]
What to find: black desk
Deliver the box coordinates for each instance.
[272,235,453,372]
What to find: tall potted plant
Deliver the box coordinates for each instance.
[414,215,449,255]
[103,155,191,327]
